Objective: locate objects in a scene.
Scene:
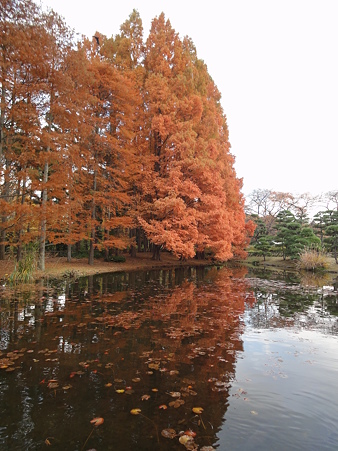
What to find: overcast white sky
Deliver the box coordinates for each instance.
[41,0,338,197]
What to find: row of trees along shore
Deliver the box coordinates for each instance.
[246,189,338,263]
[0,1,255,270]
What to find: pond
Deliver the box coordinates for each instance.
[0,265,337,450]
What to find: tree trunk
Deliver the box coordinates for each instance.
[39,161,48,271]
[16,173,27,262]
[89,234,95,265]
[152,244,161,261]
[67,244,72,263]
[137,227,142,252]
[0,159,10,260]
[130,228,137,257]
[0,85,5,261]
[88,168,97,266]
[195,250,205,260]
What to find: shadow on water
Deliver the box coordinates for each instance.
[0,265,337,450]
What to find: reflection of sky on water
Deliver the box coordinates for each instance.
[217,299,338,451]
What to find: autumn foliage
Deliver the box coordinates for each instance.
[0,1,253,267]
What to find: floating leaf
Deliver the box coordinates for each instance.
[159,404,167,410]
[148,363,160,370]
[132,377,141,383]
[130,408,141,415]
[179,434,193,445]
[90,417,104,427]
[184,430,197,437]
[169,370,179,376]
[115,389,125,394]
[192,407,204,414]
[169,399,185,408]
[62,385,72,390]
[169,391,181,398]
[151,388,158,392]
[141,394,150,401]
[105,383,112,387]
[161,428,176,439]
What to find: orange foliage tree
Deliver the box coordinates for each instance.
[0,3,253,266]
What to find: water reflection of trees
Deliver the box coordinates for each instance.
[0,266,255,450]
[246,278,338,335]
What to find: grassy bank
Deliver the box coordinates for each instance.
[0,252,212,282]
[244,255,338,273]
[1,252,338,285]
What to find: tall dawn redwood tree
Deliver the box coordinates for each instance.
[138,14,204,260]
[34,9,76,270]
[77,35,140,265]
[0,0,51,262]
[138,13,252,260]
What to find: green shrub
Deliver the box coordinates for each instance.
[8,243,38,284]
[108,255,126,263]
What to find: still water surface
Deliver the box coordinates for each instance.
[0,265,337,450]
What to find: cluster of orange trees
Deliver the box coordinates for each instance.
[0,1,254,269]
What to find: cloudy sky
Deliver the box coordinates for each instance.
[41,0,338,197]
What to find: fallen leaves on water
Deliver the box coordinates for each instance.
[141,394,150,401]
[130,408,141,415]
[159,404,167,410]
[184,430,197,437]
[179,434,198,450]
[90,417,104,427]
[169,370,179,375]
[192,407,204,414]
[169,399,185,408]
[161,428,176,439]
[179,435,191,445]
[168,391,181,398]
[44,437,54,446]
[115,389,125,394]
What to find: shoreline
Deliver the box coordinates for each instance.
[0,252,214,282]
[1,253,337,284]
